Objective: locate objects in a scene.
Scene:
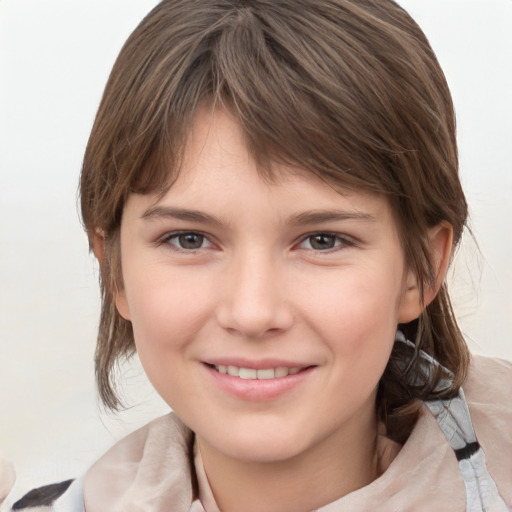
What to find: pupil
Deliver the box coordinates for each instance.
[311,234,334,250]
[179,233,203,249]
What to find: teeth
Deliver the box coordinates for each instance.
[227,365,239,377]
[275,367,289,378]
[239,368,257,379]
[257,368,275,380]
[213,365,302,379]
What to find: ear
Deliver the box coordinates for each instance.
[398,222,453,323]
[91,228,131,321]
[91,228,106,264]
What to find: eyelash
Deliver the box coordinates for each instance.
[158,231,355,253]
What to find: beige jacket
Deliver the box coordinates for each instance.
[81,355,512,512]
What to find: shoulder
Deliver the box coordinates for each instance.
[465,354,512,396]
[82,412,197,512]
[463,354,512,422]
[463,354,512,504]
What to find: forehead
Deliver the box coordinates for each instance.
[173,105,368,195]
[179,105,256,183]
[124,106,397,236]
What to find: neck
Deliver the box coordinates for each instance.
[198,403,380,512]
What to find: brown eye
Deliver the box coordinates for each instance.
[177,233,204,249]
[297,233,352,252]
[165,232,210,250]
[308,234,338,250]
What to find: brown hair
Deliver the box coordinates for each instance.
[80,0,470,441]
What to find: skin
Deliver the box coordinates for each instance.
[110,107,451,512]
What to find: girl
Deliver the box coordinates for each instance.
[6,0,512,510]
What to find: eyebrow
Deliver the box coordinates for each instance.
[141,206,224,227]
[288,209,376,226]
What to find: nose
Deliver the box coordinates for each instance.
[216,250,294,339]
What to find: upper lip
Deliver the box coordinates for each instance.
[203,358,314,370]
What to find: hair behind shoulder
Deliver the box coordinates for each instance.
[80,0,470,441]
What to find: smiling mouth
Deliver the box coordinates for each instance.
[210,364,305,380]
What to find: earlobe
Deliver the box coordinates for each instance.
[398,222,454,323]
[397,269,424,324]
[115,291,131,321]
[91,228,132,321]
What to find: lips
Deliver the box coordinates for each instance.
[203,360,315,401]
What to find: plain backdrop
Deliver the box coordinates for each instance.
[1,0,511,497]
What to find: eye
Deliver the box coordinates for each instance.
[163,231,212,250]
[298,233,350,251]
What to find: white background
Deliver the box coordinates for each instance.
[1,0,511,496]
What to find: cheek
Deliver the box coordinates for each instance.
[299,263,404,379]
[122,265,214,356]
[122,270,213,406]
[305,263,403,333]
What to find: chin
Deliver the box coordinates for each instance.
[200,420,315,465]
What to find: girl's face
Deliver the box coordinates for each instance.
[115,107,422,465]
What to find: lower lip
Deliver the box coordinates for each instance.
[203,364,315,401]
